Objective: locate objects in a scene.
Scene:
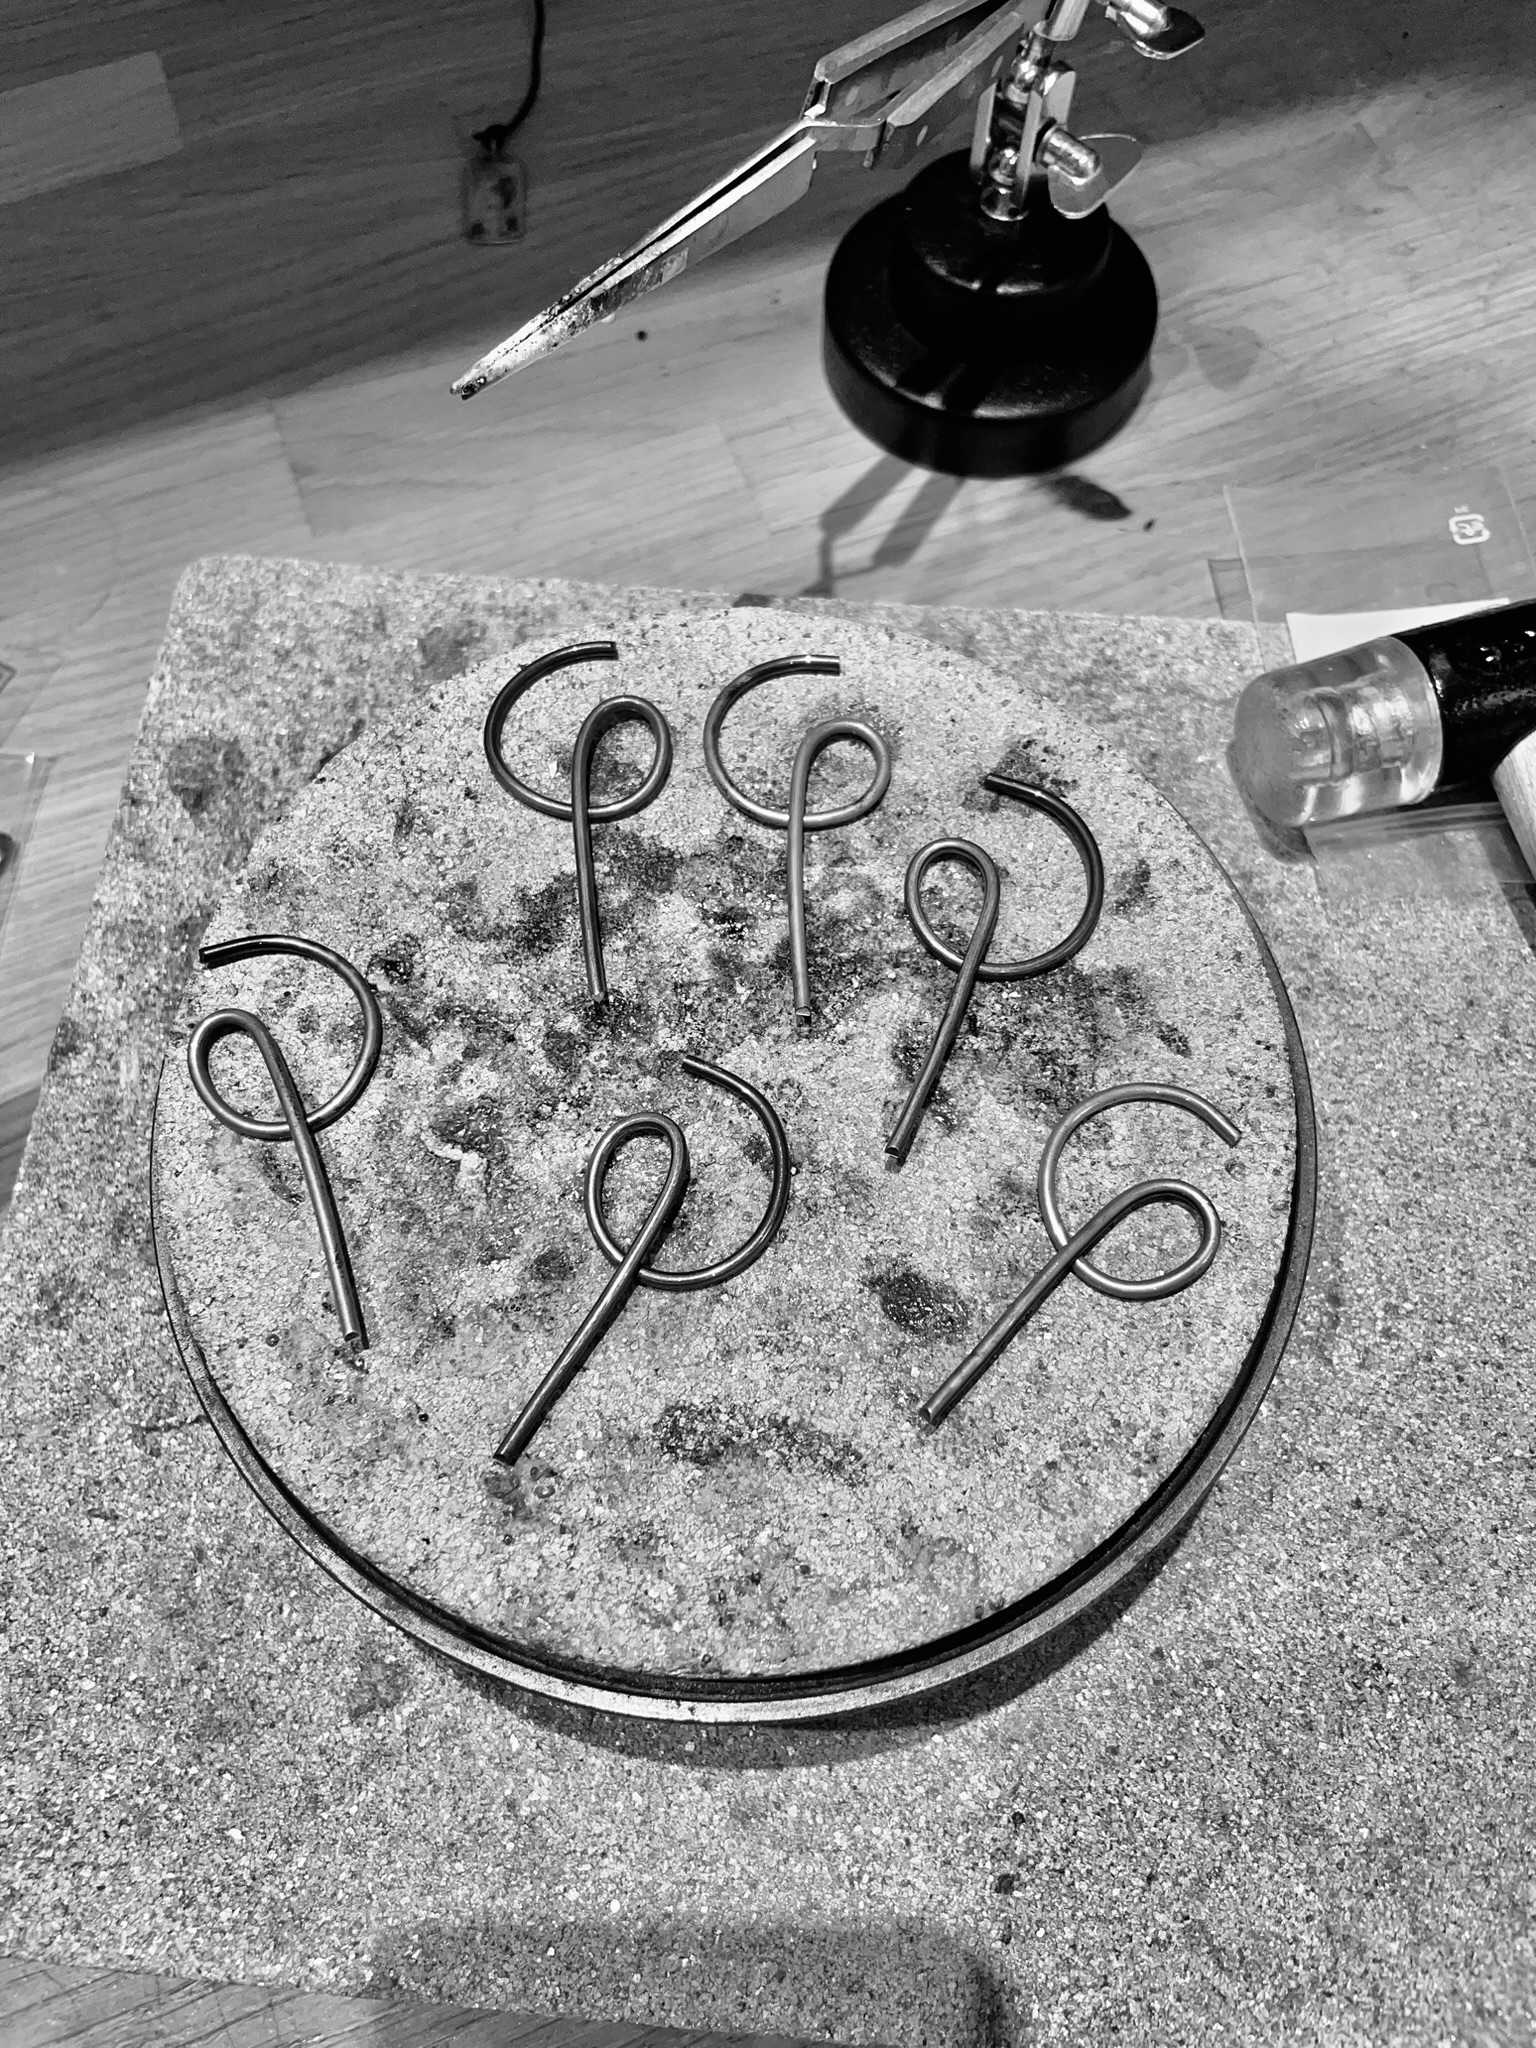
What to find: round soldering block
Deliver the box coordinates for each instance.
[152,610,1301,1714]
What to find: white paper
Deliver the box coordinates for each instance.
[1286,598,1508,664]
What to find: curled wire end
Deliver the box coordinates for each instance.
[1036,1080,1240,1297]
[494,1055,792,1464]
[885,839,1000,1167]
[188,935,382,1353]
[191,934,382,1137]
[918,1176,1219,1428]
[483,643,621,813]
[703,658,891,1023]
[493,1110,691,1467]
[571,693,673,1003]
[585,1054,791,1291]
[888,779,1105,1163]
[918,1082,1239,1429]
[483,643,674,1003]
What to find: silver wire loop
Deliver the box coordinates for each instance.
[483,641,674,822]
[1035,1080,1241,1299]
[188,934,383,1142]
[494,1055,792,1464]
[703,655,890,831]
[703,656,891,1023]
[917,1081,1242,1427]
[186,934,382,1353]
[483,641,675,1003]
[584,1055,792,1291]
[904,774,1104,982]
[887,776,1106,1164]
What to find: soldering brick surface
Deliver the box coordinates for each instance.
[3,558,1531,2048]
[152,611,1293,1680]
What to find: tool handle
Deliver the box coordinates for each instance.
[1492,729,1536,882]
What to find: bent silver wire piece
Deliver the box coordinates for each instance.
[494,1055,793,1466]
[187,933,384,1353]
[484,641,674,1007]
[449,0,1202,400]
[919,1081,1242,1426]
[887,771,1104,1164]
[703,655,892,1026]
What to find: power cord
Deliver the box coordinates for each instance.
[471,0,546,161]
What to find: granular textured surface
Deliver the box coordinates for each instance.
[3,559,1531,2048]
[151,612,1293,1683]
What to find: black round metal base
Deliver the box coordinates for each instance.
[823,152,1158,477]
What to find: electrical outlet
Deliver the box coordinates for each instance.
[462,151,526,243]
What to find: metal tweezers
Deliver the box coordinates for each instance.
[451,0,1201,400]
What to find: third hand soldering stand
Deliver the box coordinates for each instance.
[827,0,1202,474]
[452,0,1204,478]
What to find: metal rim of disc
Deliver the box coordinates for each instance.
[151,830,1315,1726]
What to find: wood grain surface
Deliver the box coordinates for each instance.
[0,1955,830,2047]
[0,52,181,206]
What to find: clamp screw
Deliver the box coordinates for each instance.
[986,144,1021,187]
